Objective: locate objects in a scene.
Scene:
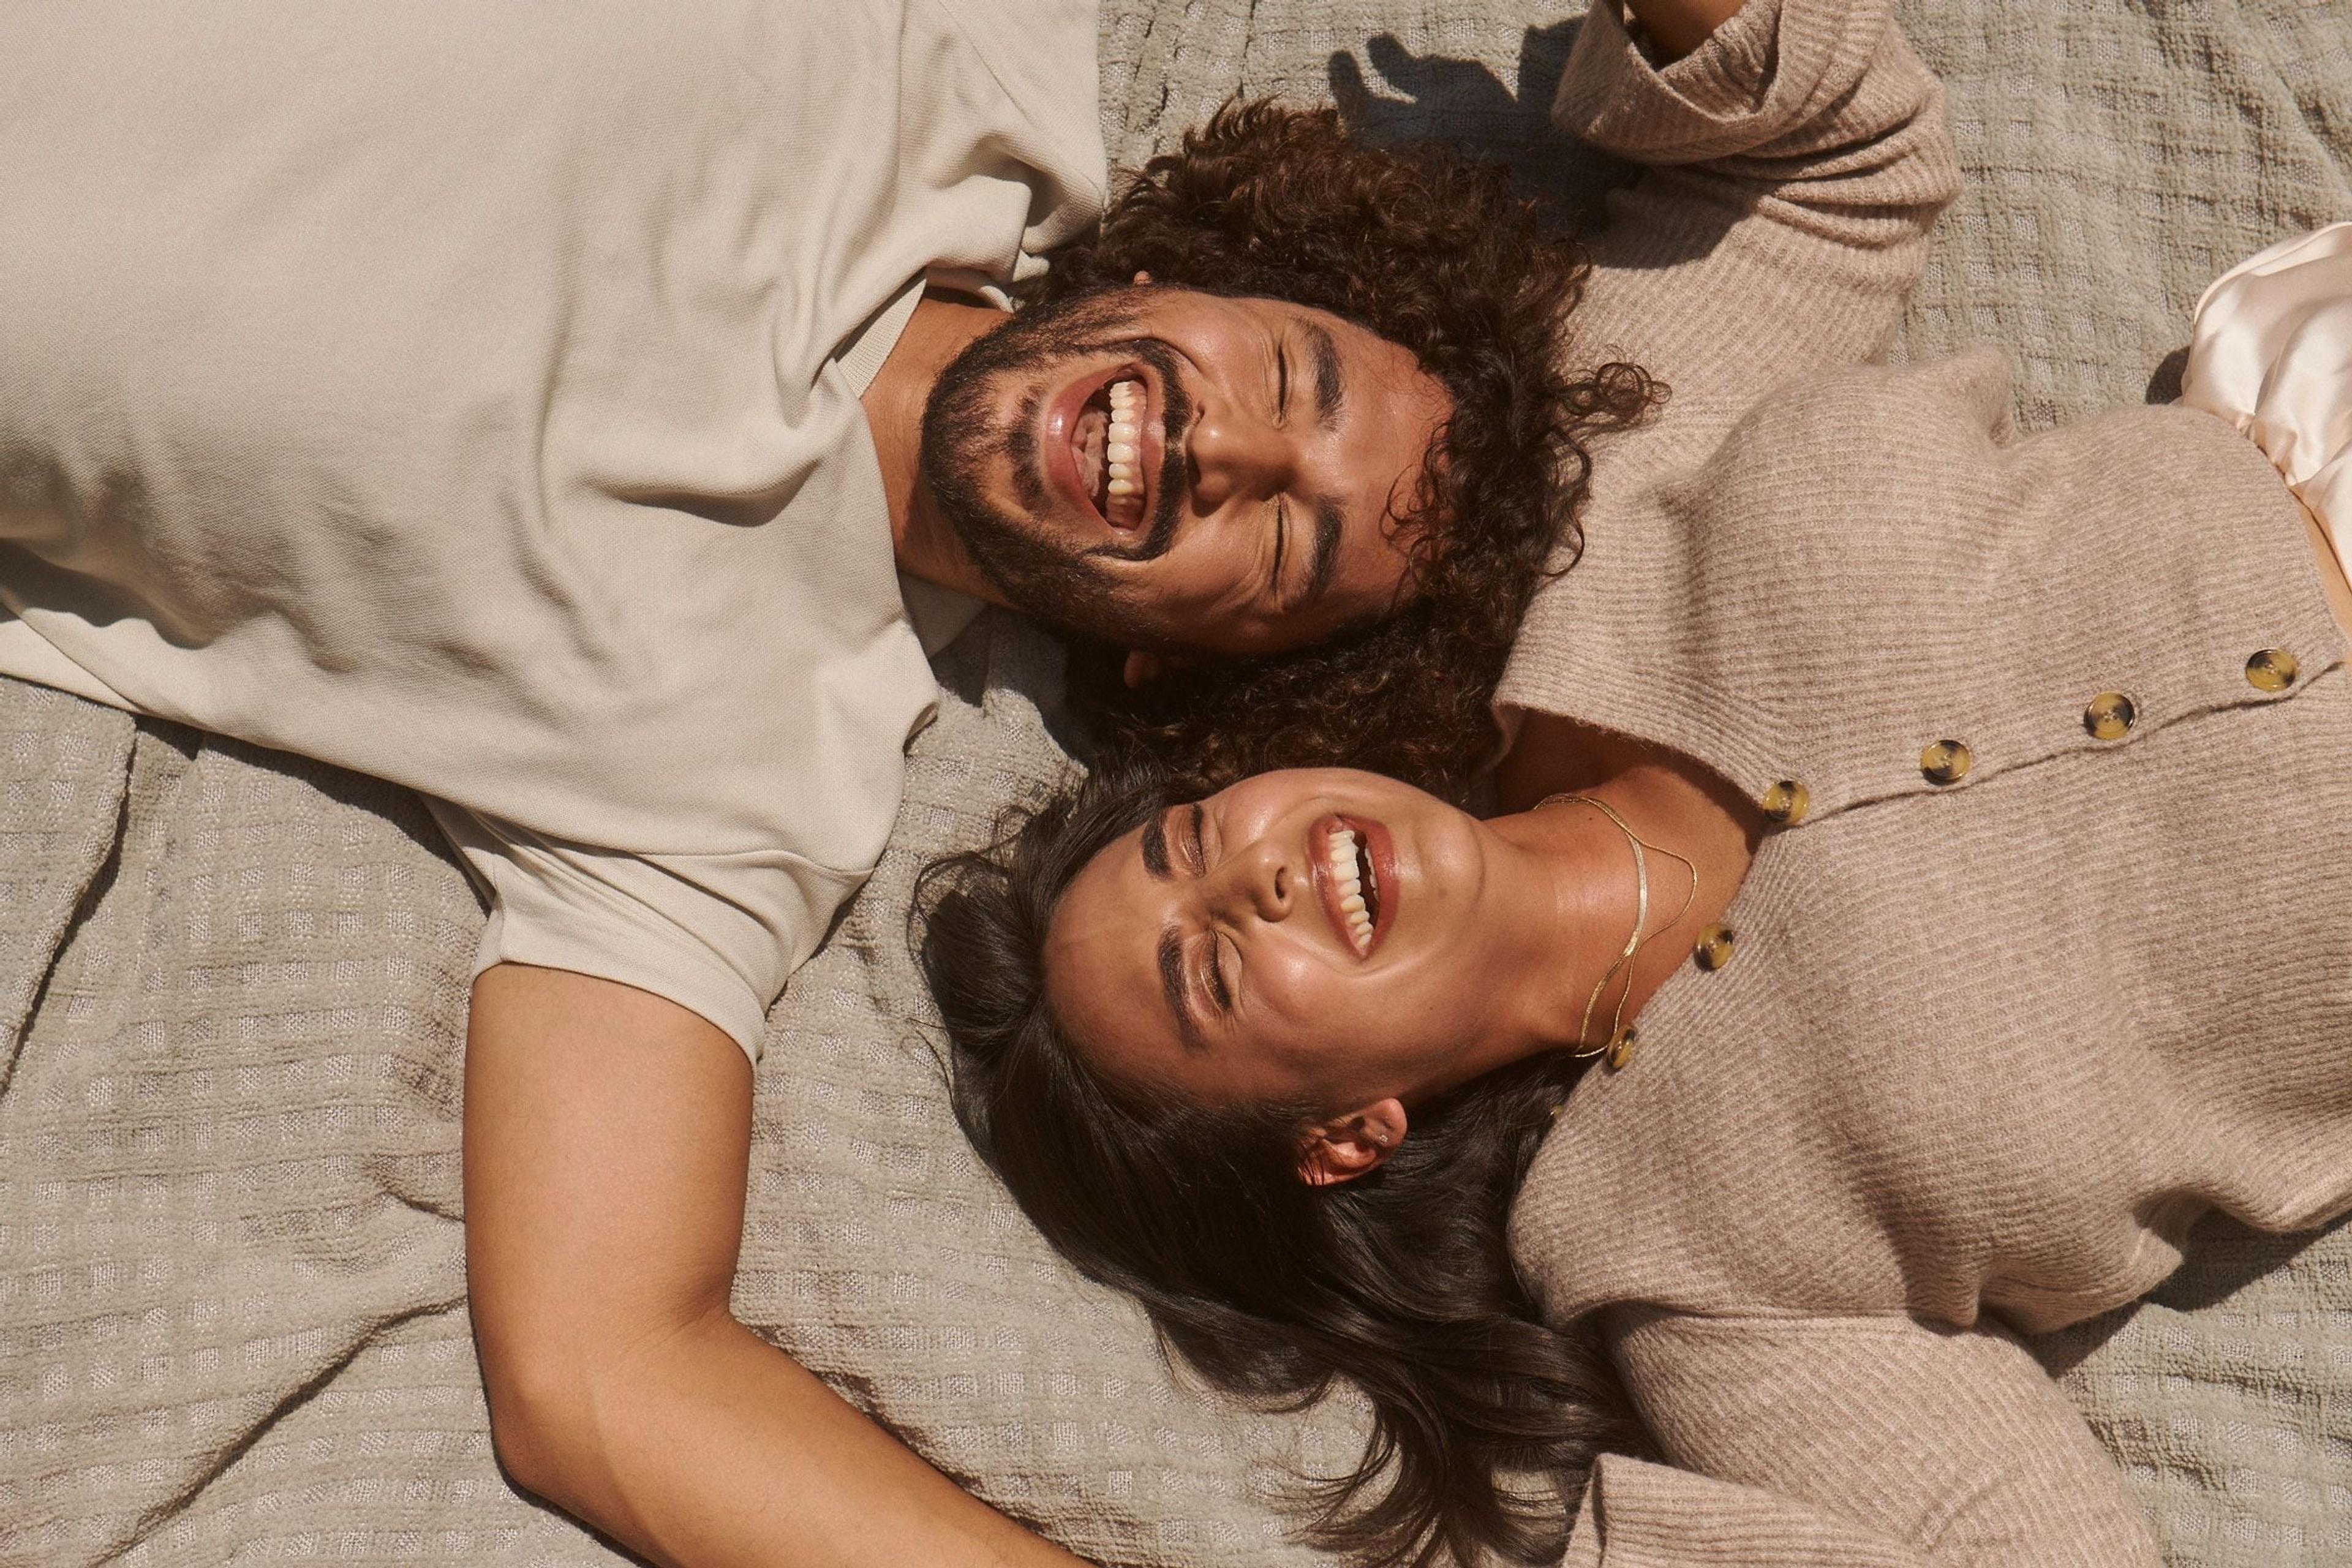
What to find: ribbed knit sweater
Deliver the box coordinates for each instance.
[1498,3,2352,1564]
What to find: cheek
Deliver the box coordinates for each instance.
[1136,538,1245,616]
[1245,947,1349,1050]
[1246,952,1474,1102]
[1349,952,1485,1056]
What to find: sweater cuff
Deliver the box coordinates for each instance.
[1553,0,1892,165]
[1563,1453,1930,1567]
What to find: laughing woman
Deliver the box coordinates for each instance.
[919,233,2352,1568]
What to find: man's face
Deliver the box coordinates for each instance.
[919,284,1452,658]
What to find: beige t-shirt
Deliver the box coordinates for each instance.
[0,0,1104,1057]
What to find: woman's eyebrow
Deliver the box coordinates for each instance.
[1141,815,1170,878]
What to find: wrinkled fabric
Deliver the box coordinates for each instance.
[0,0,1103,1055]
[2183,222,2352,586]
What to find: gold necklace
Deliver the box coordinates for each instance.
[1536,793,1698,1069]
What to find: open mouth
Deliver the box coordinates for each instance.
[1317,818,1388,957]
[1062,371,1159,532]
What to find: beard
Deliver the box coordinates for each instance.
[918,287,1191,649]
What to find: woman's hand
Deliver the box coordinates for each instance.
[463,962,1089,1568]
[1621,0,1747,61]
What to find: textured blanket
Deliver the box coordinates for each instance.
[3,2,2348,1564]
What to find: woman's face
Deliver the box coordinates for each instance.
[1042,768,1539,1111]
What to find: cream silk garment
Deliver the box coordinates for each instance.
[2182,222,2352,579]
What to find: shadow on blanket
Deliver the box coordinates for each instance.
[1328,24,1595,212]
[2037,1210,2352,1378]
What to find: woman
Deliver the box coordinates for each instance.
[921,219,2352,1568]
[1,0,1949,1562]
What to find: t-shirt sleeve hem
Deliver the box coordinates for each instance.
[469,906,768,1066]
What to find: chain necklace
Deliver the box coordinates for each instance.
[1536,793,1698,1070]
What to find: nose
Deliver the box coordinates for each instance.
[1205,834,1296,927]
[1186,401,1297,513]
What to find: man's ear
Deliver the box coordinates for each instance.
[1121,650,1175,688]
[1297,1099,1409,1187]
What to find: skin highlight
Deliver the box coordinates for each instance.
[470,3,1758,1564]
[914,722,1760,1568]
[874,279,1452,658]
[1041,742,1758,1183]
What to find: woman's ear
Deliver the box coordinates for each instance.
[1297,1099,1409,1187]
[1131,269,1153,286]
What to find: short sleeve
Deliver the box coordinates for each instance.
[425,800,864,1061]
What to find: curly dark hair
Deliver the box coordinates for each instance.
[916,756,1642,1568]
[1028,99,1657,801]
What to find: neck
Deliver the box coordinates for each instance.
[859,291,1016,606]
[1478,748,1757,1074]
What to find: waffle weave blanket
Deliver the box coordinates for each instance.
[4,1,2348,1562]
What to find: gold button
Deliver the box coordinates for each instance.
[2246,648,2300,693]
[2083,691,2136,741]
[1605,1028,1638,1071]
[1920,739,1972,785]
[1758,779,1809,826]
[1693,924,1736,971]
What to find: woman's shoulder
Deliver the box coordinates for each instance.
[1501,344,2331,824]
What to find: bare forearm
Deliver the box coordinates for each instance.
[529,1311,1083,1568]
[462,964,1087,1568]
[1619,0,1746,60]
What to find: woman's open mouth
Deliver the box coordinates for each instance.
[1316,816,1398,958]
[1048,364,1163,535]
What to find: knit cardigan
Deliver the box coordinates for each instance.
[1500,3,2352,1566]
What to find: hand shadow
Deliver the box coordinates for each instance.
[1327,24,1624,226]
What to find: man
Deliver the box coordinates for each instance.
[0,0,1619,1562]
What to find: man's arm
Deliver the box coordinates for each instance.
[464,962,1088,1568]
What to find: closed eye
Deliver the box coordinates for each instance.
[1268,497,1289,605]
[1188,805,1233,1013]
[1204,935,1234,1012]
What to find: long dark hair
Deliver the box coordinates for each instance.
[916,758,1638,1568]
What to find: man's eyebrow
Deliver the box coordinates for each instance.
[1156,925,1207,1052]
[1299,496,1345,605]
[1308,321,1344,426]
[1141,815,1170,878]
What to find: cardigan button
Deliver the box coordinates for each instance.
[1920,739,1972,785]
[1605,1028,1638,1071]
[2245,647,2300,692]
[2083,691,2136,741]
[1693,924,1736,971]
[1758,779,1809,826]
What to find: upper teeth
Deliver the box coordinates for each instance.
[1326,826,1375,955]
[1104,379,1145,526]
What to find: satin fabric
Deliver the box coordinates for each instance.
[2184,222,2352,581]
